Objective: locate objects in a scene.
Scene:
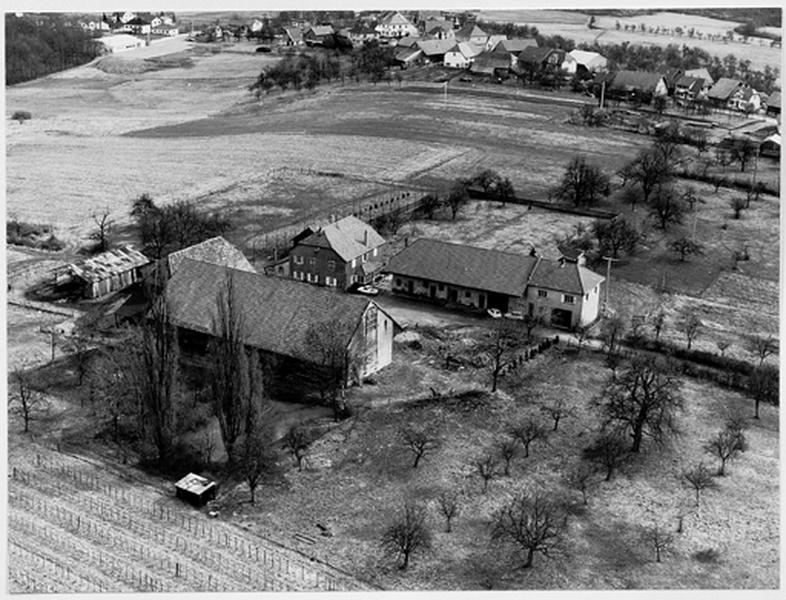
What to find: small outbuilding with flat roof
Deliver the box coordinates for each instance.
[175,473,218,507]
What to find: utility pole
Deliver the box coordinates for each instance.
[600,80,606,110]
[443,80,448,102]
[601,255,619,315]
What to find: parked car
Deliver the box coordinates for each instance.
[487,308,502,319]
[459,75,472,82]
[504,310,524,320]
[356,285,379,296]
[255,46,272,53]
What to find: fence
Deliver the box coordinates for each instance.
[466,187,619,219]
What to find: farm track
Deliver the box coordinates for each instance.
[7,445,375,593]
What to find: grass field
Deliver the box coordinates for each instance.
[476,9,781,72]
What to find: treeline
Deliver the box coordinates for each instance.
[6,13,101,85]
[250,41,395,95]
[578,41,780,94]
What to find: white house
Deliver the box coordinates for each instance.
[376,11,418,38]
[444,42,483,69]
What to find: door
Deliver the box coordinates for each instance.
[478,294,486,309]
[429,285,437,299]
[448,288,458,303]
[407,280,414,294]
[551,308,573,329]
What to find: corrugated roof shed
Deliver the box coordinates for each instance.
[167,236,255,276]
[166,259,375,364]
[298,216,385,262]
[384,238,536,296]
[68,246,149,283]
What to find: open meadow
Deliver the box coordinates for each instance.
[476,9,781,72]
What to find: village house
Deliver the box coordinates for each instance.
[728,85,763,112]
[663,68,685,96]
[603,70,668,104]
[765,91,781,117]
[490,38,538,69]
[423,17,454,40]
[469,52,512,78]
[485,34,508,52]
[706,77,743,108]
[444,42,483,69]
[124,17,151,36]
[417,38,458,64]
[304,25,334,46]
[289,215,385,289]
[347,22,378,45]
[282,27,304,46]
[54,246,150,299]
[684,67,715,87]
[376,11,418,39]
[563,49,608,77]
[394,46,423,68]
[165,259,396,387]
[151,22,179,36]
[517,46,567,83]
[454,22,488,46]
[384,239,604,329]
[674,75,708,105]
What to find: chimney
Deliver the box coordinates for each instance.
[404,236,409,248]
[363,230,368,246]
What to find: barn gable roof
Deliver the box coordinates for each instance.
[707,77,743,100]
[167,236,255,276]
[528,258,604,295]
[417,38,458,56]
[165,259,375,363]
[608,70,666,93]
[384,238,536,297]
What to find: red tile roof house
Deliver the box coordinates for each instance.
[165,259,397,396]
[384,238,605,329]
[289,215,385,290]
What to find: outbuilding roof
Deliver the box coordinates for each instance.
[67,246,150,283]
[167,236,255,276]
[297,215,385,262]
[307,25,334,37]
[528,258,605,295]
[608,70,666,93]
[492,38,537,54]
[175,473,216,495]
[384,238,536,297]
[568,49,607,70]
[707,77,743,100]
[455,23,487,41]
[166,259,378,364]
[417,38,458,56]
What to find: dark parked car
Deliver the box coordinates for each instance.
[255,46,272,53]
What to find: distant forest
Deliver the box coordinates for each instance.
[6,13,101,85]
[583,8,781,28]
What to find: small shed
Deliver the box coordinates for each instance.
[175,473,218,507]
[57,246,150,299]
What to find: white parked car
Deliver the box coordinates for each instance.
[356,285,379,296]
[504,311,524,320]
[487,308,502,319]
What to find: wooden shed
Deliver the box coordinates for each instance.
[175,473,218,507]
[57,246,150,299]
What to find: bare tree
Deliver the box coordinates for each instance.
[597,355,683,453]
[582,431,629,481]
[482,319,521,392]
[522,313,542,341]
[626,148,671,205]
[678,310,702,351]
[400,426,439,469]
[90,209,114,253]
[669,236,705,262]
[446,179,469,220]
[729,195,747,219]
[496,437,519,476]
[651,307,666,342]
[380,501,432,570]
[282,425,311,471]
[745,334,778,367]
[8,369,49,433]
[510,418,548,458]
[682,462,718,507]
[600,315,626,354]
[564,462,596,505]
[437,489,461,532]
[703,429,744,476]
[490,491,566,569]
[236,409,277,505]
[420,193,442,219]
[649,185,685,230]
[716,339,731,357]
[552,156,610,206]
[747,365,779,419]
[642,523,674,563]
[90,351,136,448]
[208,273,264,464]
[540,398,575,432]
[474,453,499,493]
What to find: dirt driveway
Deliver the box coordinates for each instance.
[371,290,486,330]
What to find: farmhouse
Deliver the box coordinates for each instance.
[564,49,608,77]
[674,75,708,104]
[417,38,458,63]
[605,70,668,104]
[490,38,538,68]
[165,259,396,383]
[56,246,150,299]
[760,133,780,159]
[347,22,378,45]
[470,52,511,78]
[98,33,144,53]
[376,11,418,38]
[485,34,508,51]
[289,215,385,289]
[423,18,454,40]
[454,23,488,46]
[728,86,763,112]
[517,47,566,83]
[167,236,255,277]
[151,22,179,36]
[444,42,483,69]
[706,77,743,107]
[384,239,604,329]
[282,27,304,46]
[394,46,423,68]
[304,25,334,46]
[124,17,151,36]
[765,91,781,116]
[684,67,714,87]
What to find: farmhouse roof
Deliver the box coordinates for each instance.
[684,67,714,86]
[126,17,150,25]
[425,18,453,34]
[417,38,458,56]
[283,27,303,43]
[767,90,781,108]
[608,70,665,93]
[175,473,216,495]
[518,46,556,64]
[455,23,487,41]
[167,236,255,276]
[382,11,412,26]
[395,47,422,62]
[166,260,377,363]
[384,238,537,297]
[470,52,511,74]
[297,215,385,262]
[707,77,743,100]
[675,75,705,95]
[528,258,605,295]
[397,35,421,48]
[67,246,150,283]
[493,38,537,54]
[456,41,483,59]
[307,25,334,37]
[568,49,607,70]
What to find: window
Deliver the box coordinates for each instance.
[351,259,357,268]
[465,291,471,298]
[438,283,445,291]
[327,260,336,272]
[361,253,368,263]
[563,294,575,304]
[293,271,303,280]
[326,276,337,287]
[538,290,547,298]
[373,247,378,257]
[396,278,402,287]
[293,255,304,265]
[307,257,316,267]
